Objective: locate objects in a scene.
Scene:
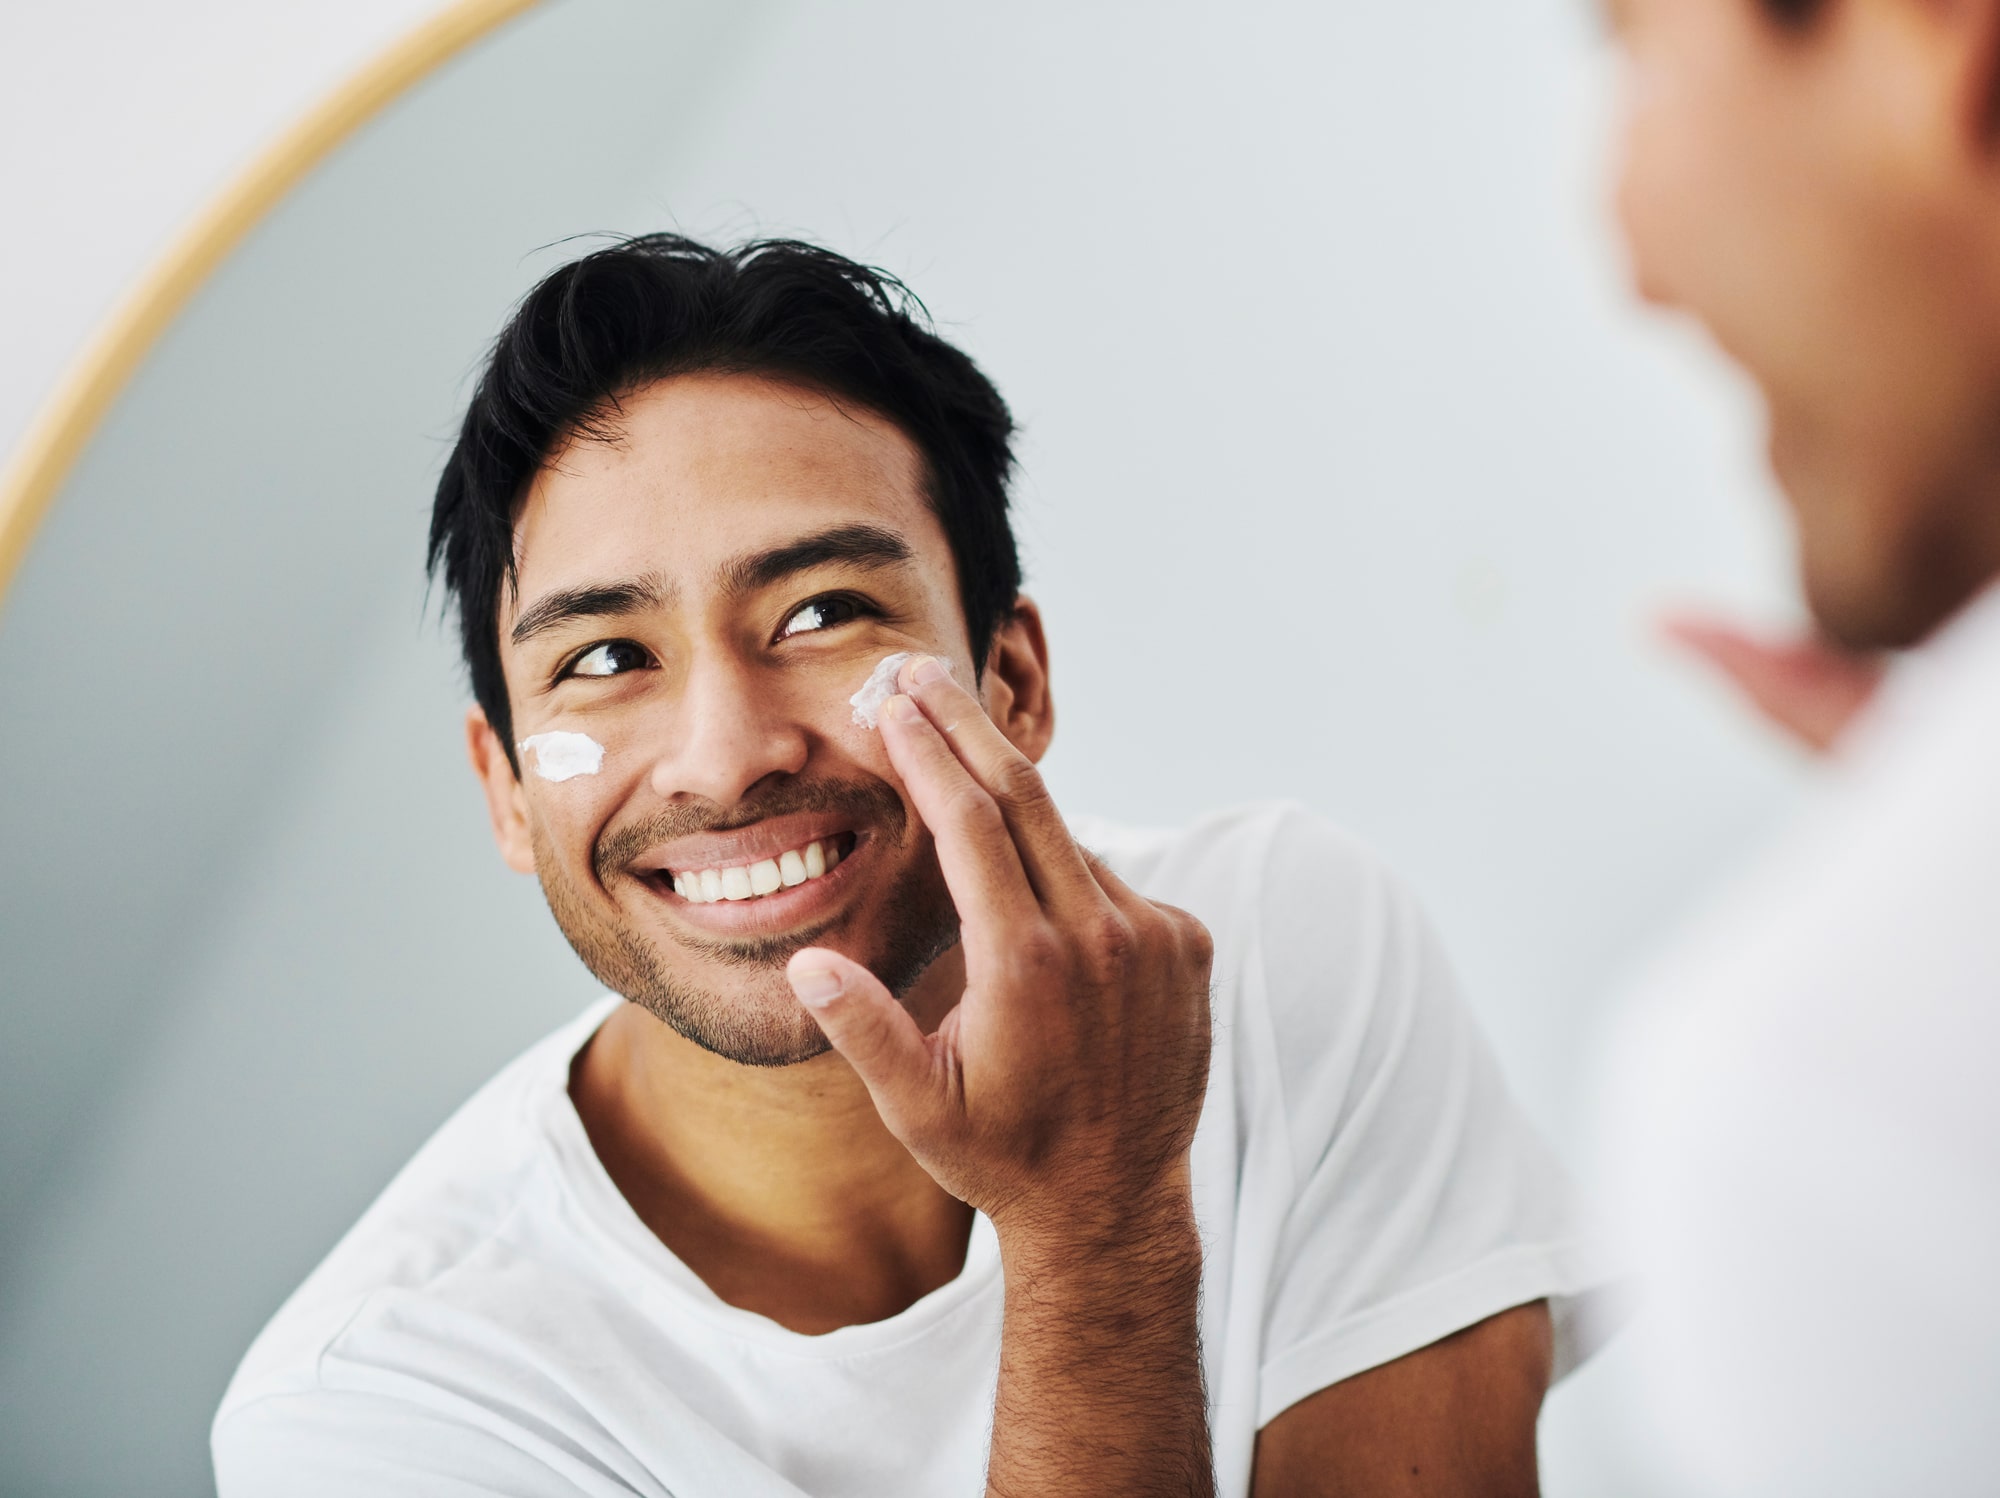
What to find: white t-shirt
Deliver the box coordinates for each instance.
[1590,583,2000,1496]
[215,804,1601,1498]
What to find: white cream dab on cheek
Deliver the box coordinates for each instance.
[849,651,951,729]
[517,731,605,782]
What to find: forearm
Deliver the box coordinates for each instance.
[986,1194,1213,1498]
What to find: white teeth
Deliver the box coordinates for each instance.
[675,838,845,903]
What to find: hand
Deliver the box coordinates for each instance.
[1662,612,1885,754]
[785,653,1214,1247]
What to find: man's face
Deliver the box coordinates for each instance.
[1609,0,2000,647]
[483,373,978,1066]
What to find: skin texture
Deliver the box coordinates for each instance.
[1250,1301,1553,1498]
[468,372,1554,1494]
[1610,0,2000,655]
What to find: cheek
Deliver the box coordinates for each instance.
[522,770,630,881]
[833,704,907,796]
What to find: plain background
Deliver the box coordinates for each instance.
[0,1,1806,1493]
[0,0,447,491]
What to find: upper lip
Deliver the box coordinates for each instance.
[631,813,856,878]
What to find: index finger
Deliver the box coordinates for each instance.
[894,653,1102,909]
[876,691,1043,945]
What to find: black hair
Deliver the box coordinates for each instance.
[427,234,1020,765]
[1760,0,1825,22]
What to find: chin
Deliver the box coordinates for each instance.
[1799,563,1904,652]
[573,931,837,1068]
[637,911,960,1069]
[1805,546,1993,654]
[1772,421,1906,650]
[553,899,959,1070]
[1791,498,1931,651]
[1787,460,1989,653]
[1771,373,2000,650]
[648,990,835,1069]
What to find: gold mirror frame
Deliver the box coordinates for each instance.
[0,0,541,604]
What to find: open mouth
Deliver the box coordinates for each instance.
[656,832,860,906]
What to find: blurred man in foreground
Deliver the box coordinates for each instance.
[1597,0,2000,1489]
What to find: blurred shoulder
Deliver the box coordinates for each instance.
[1071,800,1414,961]
[215,1001,613,1426]
[1070,803,1434,1054]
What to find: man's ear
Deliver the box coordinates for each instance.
[979,596,1055,764]
[466,706,538,874]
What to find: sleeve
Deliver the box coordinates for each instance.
[213,1389,639,1498]
[1245,810,1609,1427]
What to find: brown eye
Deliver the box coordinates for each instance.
[780,596,864,639]
[568,641,651,678]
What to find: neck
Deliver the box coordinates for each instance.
[570,946,973,1335]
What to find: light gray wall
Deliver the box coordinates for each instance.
[0,2,1799,1494]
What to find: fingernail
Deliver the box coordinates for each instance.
[791,968,844,1007]
[883,694,920,724]
[909,655,948,687]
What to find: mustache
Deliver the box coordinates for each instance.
[593,776,909,884]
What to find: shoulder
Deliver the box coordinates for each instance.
[1074,801,1432,1045]
[1112,809,1608,1409]
[1072,801,1398,931]
[213,1385,596,1498]
[214,1001,614,1430]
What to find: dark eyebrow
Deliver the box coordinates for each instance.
[510,573,671,648]
[719,523,916,598]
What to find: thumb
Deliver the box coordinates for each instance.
[787,947,935,1124]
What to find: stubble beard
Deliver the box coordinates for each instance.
[533,779,961,1067]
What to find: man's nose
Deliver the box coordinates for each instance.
[1609,99,1677,311]
[647,654,811,808]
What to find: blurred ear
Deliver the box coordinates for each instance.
[979,597,1055,764]
[466,706,537,874]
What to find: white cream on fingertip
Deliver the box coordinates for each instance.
[517,731,605,782]
[849,652,912,729]
[850,651,952,729]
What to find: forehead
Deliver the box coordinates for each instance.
[509,372,948,610]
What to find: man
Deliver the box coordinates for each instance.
[211,236,1597,1497]
[1594,0,2000,1490]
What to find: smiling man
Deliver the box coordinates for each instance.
[212,236,1599,1498]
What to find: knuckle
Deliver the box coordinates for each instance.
[1011,927,1063,975]
[998,933,1066,996]
[1152,901,1215,964]
[988,755,1050,812]
[1182,915,1216,968]
[944,783,1003,834]
[1083,909,1136,972]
